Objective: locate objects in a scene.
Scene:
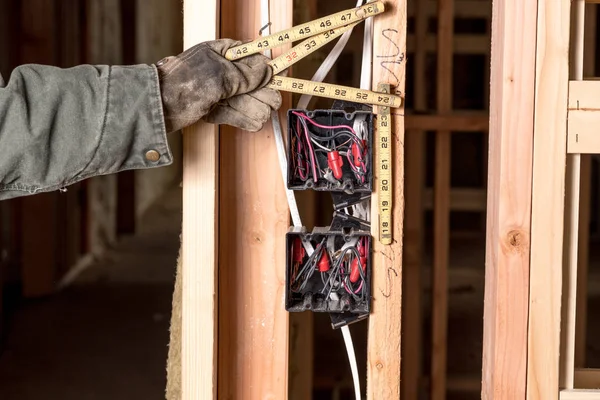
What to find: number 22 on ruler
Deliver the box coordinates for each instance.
[378,83,393,245]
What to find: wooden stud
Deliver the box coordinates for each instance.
[116,0,137,236]
[181,0,219,398]
[367,0,406,398]
[218,0,292,398]
[482,0,538,398]
[405,114,489,132]
[527,0,571,397]
[575,3,597,368]
[402,0,427,395]
[86,0,121,257]
[576,152,591,366]
[19,0,60,298]
[423,188,487,211]
[562,0,586,390]
[431,0,453,398]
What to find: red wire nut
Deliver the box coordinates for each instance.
[351,143,363,167]
[292,238,305,263]
[318,250,330,272]
[327,151,344,180]
[350,242,367,283]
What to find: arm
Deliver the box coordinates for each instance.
[0,39,281,201]
[0,63,170,200]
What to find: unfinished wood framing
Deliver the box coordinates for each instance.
[401,0,427,396]
[562,3,587,390]
[86,0,121,257]
[574,5,597,368]
[485,1,600,398]
[482,0,538,398]
[179,0,405,397]
[527,0,570,396]
[430,1,453,397]
[405,114,489,131]
[366,0,406,398]
[403,0,493,396]
[218,0,292,399]
[181,0,219,398]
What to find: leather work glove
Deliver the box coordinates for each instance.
[156,38,282,133]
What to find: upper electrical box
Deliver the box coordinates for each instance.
[287,109,373,194]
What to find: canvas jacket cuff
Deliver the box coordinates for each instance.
[0,63,172,200]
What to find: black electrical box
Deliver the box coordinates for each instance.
[285,226,372,314]
[287,108,373,193]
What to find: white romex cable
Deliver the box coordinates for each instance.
[261,0,303,229]
[342,321,362,400]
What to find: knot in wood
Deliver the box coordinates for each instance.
[376,362,384,370]
[504,229,528,254]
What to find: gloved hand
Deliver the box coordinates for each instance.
[156,38,282,133]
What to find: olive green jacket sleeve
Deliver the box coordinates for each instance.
[0,63,173,200]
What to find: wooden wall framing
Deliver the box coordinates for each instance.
[483,0,600,399]
[402,0,492,397]
[482,0,538,397]
[182,0,406,398]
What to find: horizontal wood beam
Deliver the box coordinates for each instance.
[567,81,600,153]
[407,35,489,54]
[406,114,489,131]
[423,188,486,211]
[574,368,600,389]
[407,0,491,19]
[315,374,482,392]
[560,390,600,400]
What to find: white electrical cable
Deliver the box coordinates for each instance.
[261,0,304,230]
[342,324,362,400]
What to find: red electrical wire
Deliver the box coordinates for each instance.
[291,111,359,137]
[291,111,368,184]
[299,118,319,182]
[294,120,309,181]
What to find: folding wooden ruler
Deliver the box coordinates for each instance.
[225,0,403,109]
[227,1,398,243]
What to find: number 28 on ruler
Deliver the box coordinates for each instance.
[378,83,393,245]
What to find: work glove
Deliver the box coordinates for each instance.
[156,38,282,133]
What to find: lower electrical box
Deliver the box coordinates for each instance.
[287,108,373,193]
[285,226,372,314]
